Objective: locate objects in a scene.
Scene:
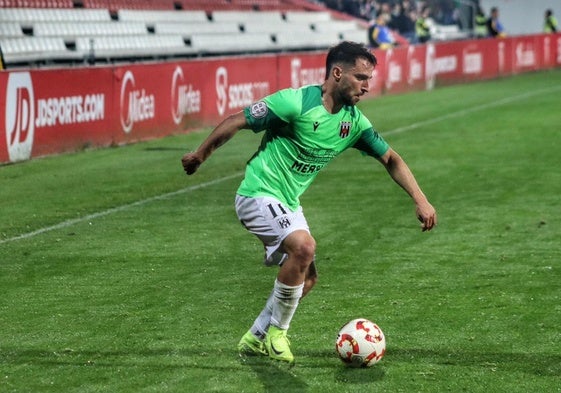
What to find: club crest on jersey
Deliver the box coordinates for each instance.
[250,101,268,119]
[339,121,352,138]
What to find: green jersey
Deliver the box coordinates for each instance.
[237,85,389,210]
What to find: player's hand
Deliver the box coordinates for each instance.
[181,152,203,175]
[416,201,437,232]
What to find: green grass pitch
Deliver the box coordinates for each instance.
[1,69,560,392]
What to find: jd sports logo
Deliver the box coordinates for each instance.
[5,72,35,162]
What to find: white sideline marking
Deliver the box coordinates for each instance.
[0,172,243,245]
[1,85,559,244]
[383,85,561,137]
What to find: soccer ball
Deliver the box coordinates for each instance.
[335,318,386,367]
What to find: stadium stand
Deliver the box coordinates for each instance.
[0,36,83,64]
[0,0,369,67]
[75,34,195,59]
[117,9,207,23]
[431,24,470,41]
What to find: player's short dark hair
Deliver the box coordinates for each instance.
[325,41,377,80]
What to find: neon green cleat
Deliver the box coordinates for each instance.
[265,326,294,364]
[238,331,268,357]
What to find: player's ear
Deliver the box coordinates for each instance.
[332,65,343,82]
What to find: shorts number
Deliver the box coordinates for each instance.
[267,203,287,218]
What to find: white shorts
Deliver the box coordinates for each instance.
[235,194,310,266]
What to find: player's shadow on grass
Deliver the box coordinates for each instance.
[334,364,385,384]
[242,357,308,393]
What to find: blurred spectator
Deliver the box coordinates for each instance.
[368,12,396,49]
[474,6,488,38]
[544,9,558,33]
[415,6,432,43]
[487,7,506,38]
[389,2,417,43]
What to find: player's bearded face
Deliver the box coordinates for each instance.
[339,59,374,106]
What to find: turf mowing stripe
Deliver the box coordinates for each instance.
[0,172,243,245]
[1,84,558,244]
[383,84,561,137]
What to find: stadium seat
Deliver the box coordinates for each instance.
[154,21,240,36]
[431,24,470,41]
[312,20,359,33]
[274,30,340,50]
[0,22,24,37]
[13,0,73,8]
[117,9,208,23]
[211,10,283,23]
[82,0,175,10]
[33,21,148,37]
[339,29,368,45]
[0,36,82,64]
[75,34,196,59]
[242,21,312,34]
[284,10,332,23]
[190,32,275,55]
[0,8,111,23]
[180,0,249,11]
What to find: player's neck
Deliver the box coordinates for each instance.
[321,85,343,114]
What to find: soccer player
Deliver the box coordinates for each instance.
[181,41,437,364]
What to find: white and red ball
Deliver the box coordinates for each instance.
[335,318,386,367]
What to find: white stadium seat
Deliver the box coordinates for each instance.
[211,10,283,23]
[274,30,340,50]
[284,11,332,23]
[190,32,275,54]
[339,29,368,45]
[76,34,196,59]
[312,20,358,33]
[0,8,111,23]
[154,21,240,36]
[0,22,24,37]
[118,9,208,23]
[0,36,82,64]
[243,21,312,33]
[33,22,147,37]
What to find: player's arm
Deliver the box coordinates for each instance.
[377,148,437,231]
[181,111,248,175]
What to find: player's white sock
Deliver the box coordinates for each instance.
[270,279,304,330]
[250,290,274,340]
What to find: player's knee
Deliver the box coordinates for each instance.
[292,238,316,266]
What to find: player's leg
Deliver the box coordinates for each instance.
[235,195,311,362]
[265,230,315,364]
[303,259,318,298]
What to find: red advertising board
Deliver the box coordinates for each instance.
[375,45,429,95]
[0,67,114,163]
[276,52,326,90]
[1,33,560,165]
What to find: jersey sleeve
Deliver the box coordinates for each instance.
[353,127,390,158]
[244,88,301,133]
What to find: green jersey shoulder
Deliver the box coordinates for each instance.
[237,85,389,210]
